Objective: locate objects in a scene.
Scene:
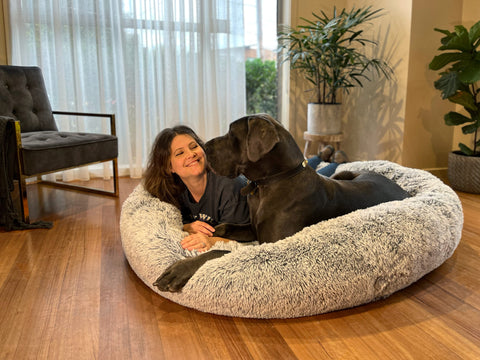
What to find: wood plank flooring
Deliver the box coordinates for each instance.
[0,177,479,359]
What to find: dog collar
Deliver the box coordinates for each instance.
[241,160,308,196]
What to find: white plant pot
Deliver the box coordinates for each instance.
[307,103,343,135]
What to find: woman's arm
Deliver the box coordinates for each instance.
[183,221,215,236]
[182,220,233,252]
[181,232,231,252]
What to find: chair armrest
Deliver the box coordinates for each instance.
[52,110,116,136]
[0,118,22,145]
[13,121,24,172]
[0,115,16,122]
[0,117,22,147]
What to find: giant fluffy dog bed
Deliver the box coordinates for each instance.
[120,161,463,318]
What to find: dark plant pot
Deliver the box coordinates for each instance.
[448,151,480,194]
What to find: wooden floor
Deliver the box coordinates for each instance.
[0,177,479,359]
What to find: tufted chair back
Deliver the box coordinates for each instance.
[0,66,58,132]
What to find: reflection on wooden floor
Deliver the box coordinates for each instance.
[1,177,479,359]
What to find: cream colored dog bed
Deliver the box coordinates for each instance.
[120,161,463,318]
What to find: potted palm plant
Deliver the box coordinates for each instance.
[277,6,393,135]
[429,20,480,193]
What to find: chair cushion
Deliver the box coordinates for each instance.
[0,66,58,132]
[21,131,118,175]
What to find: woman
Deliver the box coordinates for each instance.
[143,126,250,253]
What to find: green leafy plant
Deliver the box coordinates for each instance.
[277,6,392,104]
[245,58,278,118]
[429,20,480,156]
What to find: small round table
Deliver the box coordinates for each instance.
[303,132,344,158]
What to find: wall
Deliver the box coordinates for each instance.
[286,0,473,169]
[343,0,411,164]
[403,0,462,169]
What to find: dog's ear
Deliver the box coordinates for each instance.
[246,115,280,162]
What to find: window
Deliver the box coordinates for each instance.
[9,0,280,177]
[10,0,246,177]
[244,0,278,119]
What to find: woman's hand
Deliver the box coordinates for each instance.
[183,221,215,236]
[181,233,216,252]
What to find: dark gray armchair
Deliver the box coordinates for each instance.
[0,65,119,223]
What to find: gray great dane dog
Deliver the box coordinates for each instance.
[154,114,410,292]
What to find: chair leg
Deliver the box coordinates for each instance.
[18,176,30,223]
[14,121,30,223]
[38,159,120,197]
[112,158,119,197]
[17,159,119,223]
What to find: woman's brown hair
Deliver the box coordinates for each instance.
[143,126,206,208]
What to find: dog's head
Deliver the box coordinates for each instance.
[205,113,300,179]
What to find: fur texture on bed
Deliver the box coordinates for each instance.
[120,161,463,318]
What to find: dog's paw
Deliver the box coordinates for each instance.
[153,258,198,292]
[214,223,228,237]
[214,223,256,242]
[153,250,230,293]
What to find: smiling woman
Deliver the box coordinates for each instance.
[170,134,207,194]
[142,126,250,253]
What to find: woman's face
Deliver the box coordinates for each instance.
[170,134,206,180]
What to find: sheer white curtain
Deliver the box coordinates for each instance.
[8,0,246,179]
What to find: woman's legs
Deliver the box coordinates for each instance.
[316,162,339,177]
[306,146,349,177]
